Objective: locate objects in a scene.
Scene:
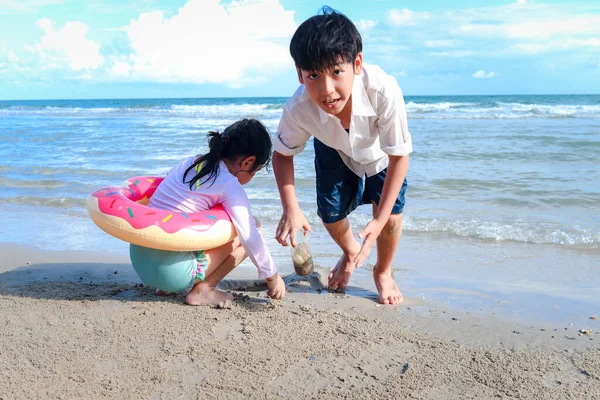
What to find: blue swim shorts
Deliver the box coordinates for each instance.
[129,244,208,293]
[314,138,408,224]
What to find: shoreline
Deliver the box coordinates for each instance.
[2,200,598,328]
[1,243,599,399]
[1,242,597,351]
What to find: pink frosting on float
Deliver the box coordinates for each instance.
[92,176,231,234]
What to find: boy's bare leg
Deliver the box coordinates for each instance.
[372,203,404,305]
[186,238,248,306]
[325,217,362,291]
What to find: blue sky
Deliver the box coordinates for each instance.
[0,0,599,99]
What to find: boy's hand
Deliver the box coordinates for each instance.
[355,219,384,268]
[275,209,311,247]
[266,273,286,300]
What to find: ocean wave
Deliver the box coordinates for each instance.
[0,102,285,117]
[1,194,597,249]
[168,104,283,117]
[0,196,84,208]
[406,101,600,119]
[2,99,599,119]
[249,206,600,249]
[405,101,477,111]
[402,216,600,249]
[0,177,67,189]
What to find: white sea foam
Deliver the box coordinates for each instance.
[408,102,600,119]
[247,206,600,249]
[400,216,600,248]
[2,100,599,119]
[405,101,476,111]
[0,103,284,119]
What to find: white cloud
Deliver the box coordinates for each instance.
[517,0,527,4]
[112,0,296,86]
[110,61,131,77]
[510,37,600,54]
[34,18,104,71]
[357,19,378,35]
[473,70,495,79]
[378,2,600,62]
[388,9,430,26]
[456,13,600,40]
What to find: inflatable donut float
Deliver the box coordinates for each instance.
[86,176,236,251]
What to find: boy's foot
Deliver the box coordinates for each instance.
[328,252,358,292]
[186,282,234,306]
[373,270,403,305]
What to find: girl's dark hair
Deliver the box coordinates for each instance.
[184,118,272,189]
[290,6,362,73]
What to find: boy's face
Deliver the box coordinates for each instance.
[297,54,363,117]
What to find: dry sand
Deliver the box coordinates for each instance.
[1,244,599,399]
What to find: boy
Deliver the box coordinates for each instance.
[272,7,412,305]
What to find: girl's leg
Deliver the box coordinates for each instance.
[186,236,248,306]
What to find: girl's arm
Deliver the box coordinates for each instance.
[221,180,277,280]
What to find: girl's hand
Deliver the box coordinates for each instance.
[266,273,286,300]
[275,209,311,248]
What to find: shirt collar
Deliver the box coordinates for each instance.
[316,71,376,124]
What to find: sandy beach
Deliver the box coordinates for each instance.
[1,244,598,400]
[2,0,600,395]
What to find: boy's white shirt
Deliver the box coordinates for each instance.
[274,63,413,177]
[149,156,277,280]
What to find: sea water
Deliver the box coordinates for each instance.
[1,95,598,323]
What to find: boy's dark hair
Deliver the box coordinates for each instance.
[184,118,272,189]
[290,6,362,72]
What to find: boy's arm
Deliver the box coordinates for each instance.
[273,151,311,247]
[354,154,409,268]
[353,73,413,267]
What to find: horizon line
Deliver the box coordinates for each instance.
[1,93,600,102]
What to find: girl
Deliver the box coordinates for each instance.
[130,118,285,306]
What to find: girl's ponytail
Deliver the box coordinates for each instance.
[184,130,229,190]
[183,118,272,190]
[207,131,227,159]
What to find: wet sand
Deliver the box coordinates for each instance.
[0,244,599,399]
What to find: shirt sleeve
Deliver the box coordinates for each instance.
[377,79,414,157]
[273,104,312,156]
[220,180,277,279]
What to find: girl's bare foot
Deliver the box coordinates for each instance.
[186,282,234,306]
[373,270,403,305]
